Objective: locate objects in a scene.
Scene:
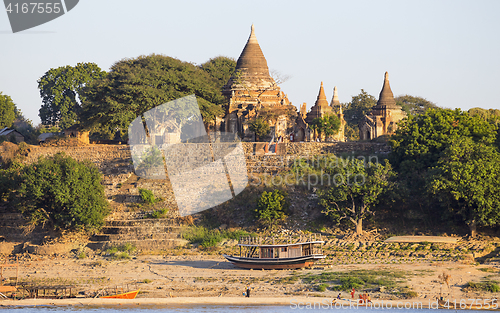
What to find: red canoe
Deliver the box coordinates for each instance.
[101,289,140,299]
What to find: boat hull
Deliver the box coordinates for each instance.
[101,289,139,299]
[223,254,324,270]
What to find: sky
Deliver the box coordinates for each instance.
[1,0,499,125]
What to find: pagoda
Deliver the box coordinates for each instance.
[359,72,406,140]
[223,25,295,141]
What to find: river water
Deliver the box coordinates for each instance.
[0,305,488,313]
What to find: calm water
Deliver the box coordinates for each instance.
[0,305,487,313]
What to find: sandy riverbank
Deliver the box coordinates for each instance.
[0,253,498,304]
[0,297,461,309]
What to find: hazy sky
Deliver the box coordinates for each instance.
[1,0,499,125]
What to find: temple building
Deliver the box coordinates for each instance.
[358,72,406,140]
[223,25,296,141]
[294,83,345,142]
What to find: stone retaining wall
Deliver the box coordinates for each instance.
[23,142,390,172]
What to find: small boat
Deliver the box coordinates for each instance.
[101,289,140,299]
[223,234,325,270]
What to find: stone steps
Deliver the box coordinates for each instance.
[87,218,187,251]
[87,238,188,251]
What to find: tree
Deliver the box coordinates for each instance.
[248,118,270,141]
[344,90,377,126]
[343,90,377,140]
[310,114,341,141]
[38,62,107,129]
[395,95,437,116]
[389,108,497,172]
[428,138,500,237]
[81,54,226,136]
[468,108,500,126]
[255,189,288,228]
[200,56,236,90]
[0,92,17,128]
[318,159,394,235]
[16,153,110,231]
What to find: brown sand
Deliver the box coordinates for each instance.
[1,253,498,307]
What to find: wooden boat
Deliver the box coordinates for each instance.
[101,289,140,299]
[223,234,325,270]
[0,285,16,293]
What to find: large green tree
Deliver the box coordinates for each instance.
[81,54,227,136]
[319,159,394,235]
[16,153,110,231]
[200,56,236,90]
[390,108,497,172]
[343,90,377,140]
[388,108,498,232]
[0,92,17,128]
[395,95,437,116]
[429,138,500,236]
[38,62,107,129]
[310,114,341,141]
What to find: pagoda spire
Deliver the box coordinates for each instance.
[377,71,397,108]
[315,82,329,107]
[330,86,341,113]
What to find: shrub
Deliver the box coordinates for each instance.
[466,281,500,293]
[332,277,365,291]
[317,283,329,292]
[255,190,288,228]
[106,243,136,259]
[145,208,169,219]
[404,291,418,298]
[138,188,162,205]
[16,152,110,231]
[182,226,252,248]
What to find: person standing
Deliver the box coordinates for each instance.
[246,285,250,298]
[350,288,355,299]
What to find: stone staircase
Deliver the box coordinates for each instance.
[0,210,51,244]
[87,218,188,251]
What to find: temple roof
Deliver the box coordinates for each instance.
[223,25,276,93]
[305,82,332,123]
[235,24,270,75]
[315,82,329,107]
[376,72,398,108]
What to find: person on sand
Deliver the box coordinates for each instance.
[246,285,250,298]
[367,294,372,303]
[351,288,355,299]
[359,294,363,304]
[337,293,341,300]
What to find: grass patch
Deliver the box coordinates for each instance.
[181,226,254,248]
[478,267,498,273]
[142,279,152,284]
[276,275,300,284]
[139,188,162,204]
[317,283,329,292]
[77,251,86,259]
[106,243,136,259]
[302,269,408,292]
[464,281,500,293]
[144,208,169,219]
